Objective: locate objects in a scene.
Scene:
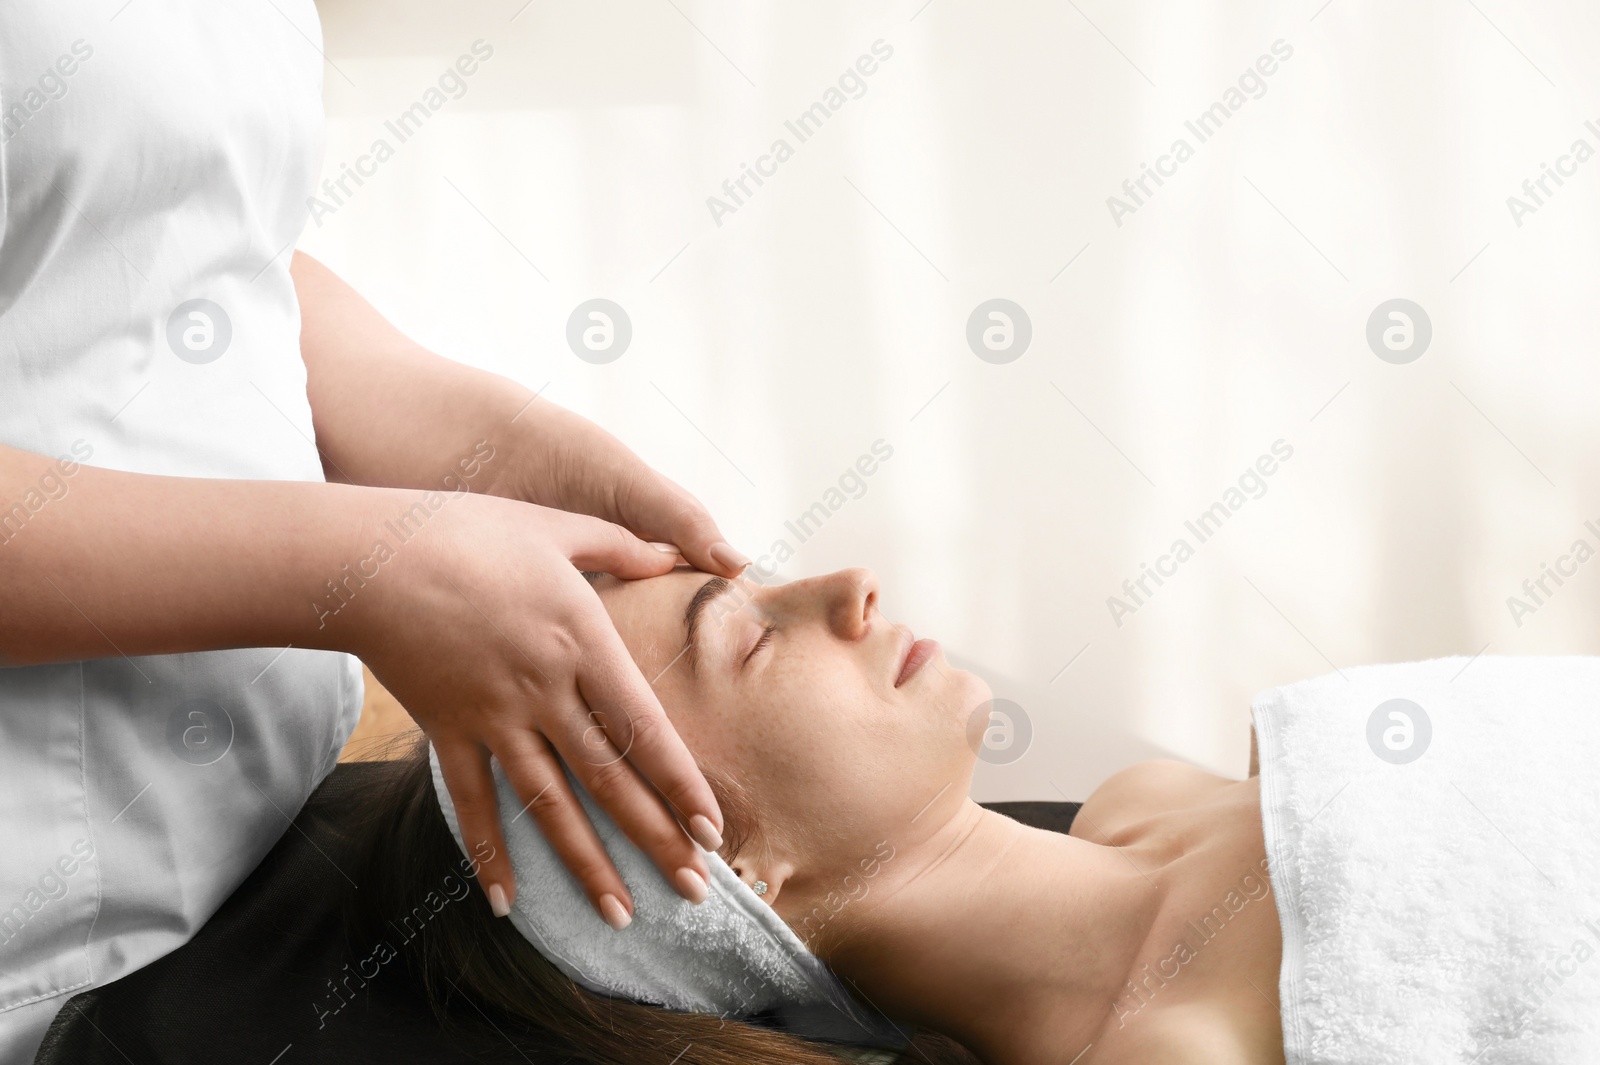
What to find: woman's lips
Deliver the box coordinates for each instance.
[895,636,940,687]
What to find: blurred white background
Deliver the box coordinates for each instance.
[306,0,1600,801]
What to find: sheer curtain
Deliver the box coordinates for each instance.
[309,0,1600,800]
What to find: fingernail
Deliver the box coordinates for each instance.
[488,883,510,918]
[649,541,680,553]
[674,866,708,904]
[598,893,632,930]
[689,813,723,852]
[709,542,751,572]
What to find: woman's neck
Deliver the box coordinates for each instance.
[820,800,1163,1063]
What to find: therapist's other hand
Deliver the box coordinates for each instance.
[491,399,751,579]
[350,492,723,925]
[292,251,748,577]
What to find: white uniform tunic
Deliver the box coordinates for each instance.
[0,2,362,1057]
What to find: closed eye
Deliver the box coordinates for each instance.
[743,623,777,667]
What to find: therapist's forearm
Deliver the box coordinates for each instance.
[291,251,545,498]
[0,442,390,665]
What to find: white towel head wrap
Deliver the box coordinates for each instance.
[427,744,906,1048]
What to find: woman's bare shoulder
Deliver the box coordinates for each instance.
[1087,998,1281,1065]
[1071,759,1234,839]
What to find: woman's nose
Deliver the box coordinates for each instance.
[825,567,879,640]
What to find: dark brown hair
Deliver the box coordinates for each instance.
[341,735,980,1065]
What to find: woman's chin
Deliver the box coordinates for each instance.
[939,669,994,742]
[954,666,993,710]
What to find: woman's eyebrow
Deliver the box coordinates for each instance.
[683,575,732,676]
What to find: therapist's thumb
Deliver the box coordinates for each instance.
[560,513,683,579]
[617,471,749,579]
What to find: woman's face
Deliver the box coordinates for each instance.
[590,567,989,908]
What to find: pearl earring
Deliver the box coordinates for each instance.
[752,879,768,896]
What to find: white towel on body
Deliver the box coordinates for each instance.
[1252,655,1600,1064]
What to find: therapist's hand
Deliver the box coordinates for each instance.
[348,491,725,926]
[485,397,752,578]
[291,251,752,580]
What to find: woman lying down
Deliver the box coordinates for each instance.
[351,567,1598,1065]
[353,564,1273,1063]
[337,562,1600,1061]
